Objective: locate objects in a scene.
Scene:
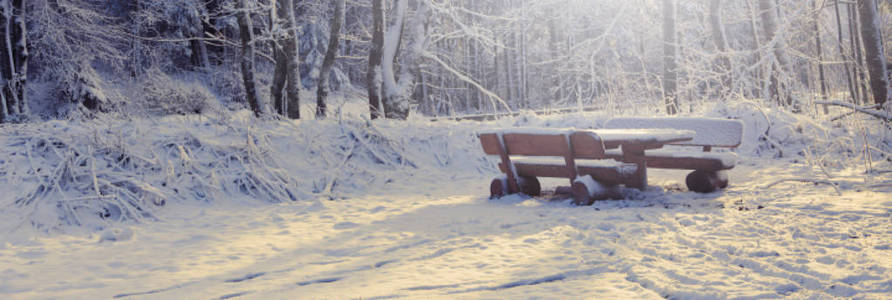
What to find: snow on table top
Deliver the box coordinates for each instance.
[478,127,692,145]
[477,127,576,136]
[604,117,744,147]
[588,129,694,144]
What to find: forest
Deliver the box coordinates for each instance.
[1,1,892,299]
[1,0,890,122]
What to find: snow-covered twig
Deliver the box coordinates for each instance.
[763,178,841,195]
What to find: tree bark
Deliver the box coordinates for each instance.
[857,0,889,106]
[662,0,678,115]
[367,0,385,119]
[236,0,262,117]
[317,0,345,119]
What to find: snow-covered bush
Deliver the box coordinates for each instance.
[1,116,307,231]
[131,70,220,116]
[28,0,127,113]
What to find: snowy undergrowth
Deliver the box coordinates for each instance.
[0,110,494,233]
[1,100,888,233]
[712,101,891,183]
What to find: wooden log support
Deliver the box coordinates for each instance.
[571,181,593,206]
[685,170,728,193]
[490,177,507,198]
[490,175,541,198]
[571,179,622,206]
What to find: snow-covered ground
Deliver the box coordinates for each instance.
[1,101,890,299]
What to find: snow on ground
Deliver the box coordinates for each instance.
[1,101,891,299]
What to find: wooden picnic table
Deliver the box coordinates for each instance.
[480,127,695,200]
[588,128,695,189]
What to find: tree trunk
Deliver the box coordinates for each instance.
[759,0,792,107]
[270,0,287,116]
[282,0,302,119]
[746,0,766,99]
[709,0,732,96]
[0,0,27,123]
[662,0,678,115]
[381,0,409,120]
[850,3,867,104]
[271,46,287,115]
[547,8,562,106]
[367,0,385,119]
[236,0,262,117]
[857,0,889,106]
[834,0,859,103]
[189,12,209,70]
[316,0,345,119]
[814,0,829,114]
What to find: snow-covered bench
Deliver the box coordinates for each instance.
[478,128,637,204]
[603,117,744,193]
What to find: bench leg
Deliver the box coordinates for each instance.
[686,170,728,193]
[571,181,593,206]
[622,145,647,190]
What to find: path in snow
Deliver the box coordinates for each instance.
[1,157,890,299]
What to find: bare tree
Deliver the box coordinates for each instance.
[1,0,28,122]
[709,0,732,95]
[663,0,678,114]
[270,0,302,119]
[367,0,385,119]
[759,0,793,107]
[380,0,410,120]
[317,0,345,119]
[236,0,262,117]
[857,0,890,106]
[282,0,301,119]
[814,0,829,113]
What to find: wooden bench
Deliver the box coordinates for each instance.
[603,117,744,193]
[478,128,637,205]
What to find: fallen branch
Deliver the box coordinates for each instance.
[763,178,841,195]
[829,104,881,121]
[816,101,891,121]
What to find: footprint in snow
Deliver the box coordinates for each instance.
[333,222,360,230]
[99,228,134,243]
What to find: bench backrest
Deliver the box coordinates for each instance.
[604,117,743,148]
[478,129,606,159]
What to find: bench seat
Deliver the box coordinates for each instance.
[498,157,637,186]
[604,149,737,171]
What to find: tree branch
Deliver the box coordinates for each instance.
[816,101,891,121]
